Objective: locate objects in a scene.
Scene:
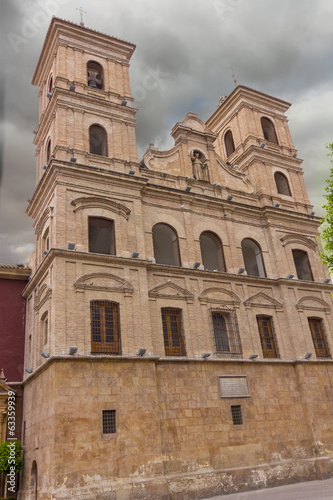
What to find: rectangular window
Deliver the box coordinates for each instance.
[292,249,313,281]
[231,405,243,425]
[103,410,116,434]
[308,318,330,358]
[257,316,278,358]
[89,217,115,255]
[212,311,242,355]
[91,301,121,354]
[161,308,185,356]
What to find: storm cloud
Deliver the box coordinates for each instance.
[1,0,332,263]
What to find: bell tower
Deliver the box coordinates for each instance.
[31,17,137,182]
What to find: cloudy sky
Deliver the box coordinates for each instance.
[0,0,332,264]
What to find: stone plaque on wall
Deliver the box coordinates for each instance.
[218,376,250,398]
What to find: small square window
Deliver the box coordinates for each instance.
[103,410,116,434]
[231,405,243,425]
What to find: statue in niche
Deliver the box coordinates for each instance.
[191,151,210,182]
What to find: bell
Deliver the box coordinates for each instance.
[88,79,98,88]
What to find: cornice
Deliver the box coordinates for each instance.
[22,248,333,298]
[22,353,333,386]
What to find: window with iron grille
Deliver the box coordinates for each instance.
[91,301,121,354]
[103,410,116,434]
[256,315,278,358]
[161,308,185,356]
[211,309,242,356]
[308,318,330,358]
[231,405,243,425]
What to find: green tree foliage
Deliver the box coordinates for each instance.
[0,441,23,474]
[322,142,333,272]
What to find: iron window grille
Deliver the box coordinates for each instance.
[91,301,121,354]
[231,405,243,425]
[210,308,242,357]
[103,410,116,434]
[161,308,186,356]
[308,318,330,358]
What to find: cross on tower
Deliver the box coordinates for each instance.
[76,7,87,26]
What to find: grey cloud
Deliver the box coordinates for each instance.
[1,0,332,263]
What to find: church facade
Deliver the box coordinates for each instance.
[19,17,333,499]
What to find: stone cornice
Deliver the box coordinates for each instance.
[22,354,333,385]
[22,247,333,298]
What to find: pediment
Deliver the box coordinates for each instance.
[149,281,194,301]
[74,273,134,294]
[71,197,131,219]
[179,113,209,133]
[35,283,52,311]
[198,287,241,305]
[296,296,330,312]
[244,292,283,309]
[280,234,317,250]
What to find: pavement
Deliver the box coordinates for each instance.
[202,478,333,499]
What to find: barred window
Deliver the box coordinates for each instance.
[231,405,243,425]
[257,315,278,358]
[161,308,185,356]
[91,301,121,354]
[212,310,242,356]
[89,217,115,255]
[308,318,330,358]
[103,410,116,434]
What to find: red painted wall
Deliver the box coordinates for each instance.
[0,278,27,382]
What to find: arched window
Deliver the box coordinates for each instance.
[48,75,53,94]
[31,461,38,500]
[152,223,181,266]
[91,301,121,354]
[292,249,313,280]
[41,312,48,346]
[275,172,291,196]
[241,238,266,277]
[42,227,50,253]
[46,139,51,163]
[89,125,108,156]
[200,231,226,271]
[89,217,115,255]
[224,130,235,157]
[87,61,104,89]
[261,117,278,144]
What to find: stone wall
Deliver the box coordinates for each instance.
[18,357,333,499]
